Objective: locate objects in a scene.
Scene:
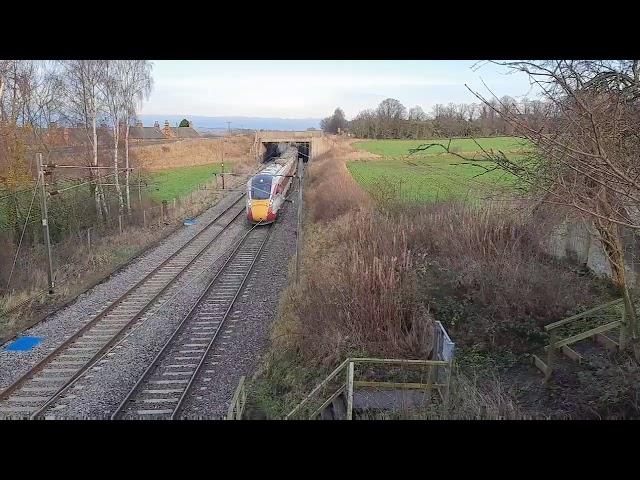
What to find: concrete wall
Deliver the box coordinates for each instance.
[544,218,640,286]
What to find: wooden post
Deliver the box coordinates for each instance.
[221,138,225,190]
[87,227,91,249]
[138,172,143,208]
[443,360,453,408]
[346,361,354,420]
[425,363,434,402]
[160,202,164,225]
[118,215,123,234]
[620,306,628,350]
[143,210,147,228]
[546,330,556,382]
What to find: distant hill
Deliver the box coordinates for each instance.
[137,115,322,132]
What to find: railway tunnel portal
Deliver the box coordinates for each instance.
[254,130,328,164]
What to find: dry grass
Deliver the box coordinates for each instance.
[0,178,234,342]
[273,146,434,368]
[281,212,435,367]
[364,368,524,420]
[402,201,610,351]
[305,152,372,223]
[131,135,254,172]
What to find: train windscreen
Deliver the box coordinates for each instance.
[251,175,273,199]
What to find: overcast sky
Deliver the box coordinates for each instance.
[141,60,538,119]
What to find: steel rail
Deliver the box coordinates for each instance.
[0,193,245,418]
[111,222,271,420]
[171,225,272,419]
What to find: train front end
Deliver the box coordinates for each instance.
[247,174,276,224]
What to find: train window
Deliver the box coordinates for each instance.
[251,175,272,200]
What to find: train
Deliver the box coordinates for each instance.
[246,144,298,224]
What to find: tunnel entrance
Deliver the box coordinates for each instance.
[260,141,311,163]
[261,142,281,163]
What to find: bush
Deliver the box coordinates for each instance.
[288,211,435,366]
[305,153,371,223]
[401,201,611,351]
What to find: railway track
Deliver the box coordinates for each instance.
[111,222,271,419]
[0,192,247,419]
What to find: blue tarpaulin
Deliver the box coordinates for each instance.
[5,336,43,351]
[183,219,198,226]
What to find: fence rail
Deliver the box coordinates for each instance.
[285,357,453,420]
[226,376,247,420]
[533,297,633,380]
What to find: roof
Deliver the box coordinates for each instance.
[171,127,200,138]
[129,126,166,140]
[17,126,113,147]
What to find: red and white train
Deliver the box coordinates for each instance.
[246,145,297,224]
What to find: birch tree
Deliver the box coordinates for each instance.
[120,60,153,214]
[100,60,126,214]
[411,60,640,353]
[61,60,108,219]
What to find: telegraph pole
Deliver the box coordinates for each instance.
[36,153,55,294]
[221,136,225,190]
[226,121,231,134]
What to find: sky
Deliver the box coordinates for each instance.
[141,60,539,120]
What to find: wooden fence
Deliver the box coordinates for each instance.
[533,297,633,380]
[284,357,453,420]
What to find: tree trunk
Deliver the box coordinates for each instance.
[113,122,124,214]
[594,218,638,349]
[125,122,131,215]
[91,114,103,221]
[0,74,5,106]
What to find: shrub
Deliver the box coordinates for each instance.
[401,201,611,351]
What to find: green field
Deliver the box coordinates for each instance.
[353,137,527,157]
[348,137,527,203]
[147,163,223,202]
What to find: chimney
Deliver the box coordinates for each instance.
[162,120,175,138]
[154,121,160,128]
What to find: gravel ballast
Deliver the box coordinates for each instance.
[34,190,297,419]
[178,199,297,418]
[0,190,245,392]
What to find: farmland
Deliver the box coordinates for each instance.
[146,163,223,202]
[347,137,528,202]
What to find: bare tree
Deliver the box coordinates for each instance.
[412,60,640,351]
[99,60,126,214]
[120,60,153,214]
[61,60,108,219]
[377,98,406,138]
[320,107,348,134]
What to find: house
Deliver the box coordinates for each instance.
[128,121,166,141]
[160,120,200,139]
[23,122,113,147]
